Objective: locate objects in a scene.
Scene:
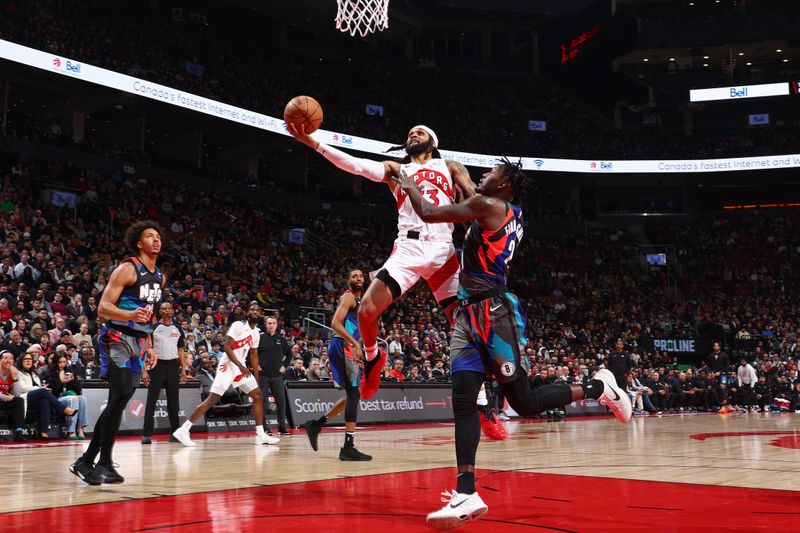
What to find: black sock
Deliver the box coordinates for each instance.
[456,472,476,495]
[344,432,355,448]
[582,380,604,400]
[315,415,328,425]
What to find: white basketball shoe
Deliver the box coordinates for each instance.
[171,426,197,447]
[256,433,280,445]
[426,490,488,531]
[594,368,633,423]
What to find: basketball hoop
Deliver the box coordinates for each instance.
[335,0,390,37]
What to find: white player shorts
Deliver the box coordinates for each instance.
[378,237,460,303]
[210,358,258,396]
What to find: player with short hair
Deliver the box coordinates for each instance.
[303,269,371,461]
[288,123,476,400]
[171,301,279,447]
[393,160,632,530]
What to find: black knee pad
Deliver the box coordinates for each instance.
[375,268,401,300]
[344,386,360,423]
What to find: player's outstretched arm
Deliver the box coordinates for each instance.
[287,123,388,183]
[446,160,477,199]
[392,169,502,227]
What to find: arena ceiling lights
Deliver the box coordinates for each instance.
[2,39,799,175]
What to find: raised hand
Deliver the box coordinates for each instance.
[286,123,319,150]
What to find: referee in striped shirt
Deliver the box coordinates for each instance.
[142,302,186,444]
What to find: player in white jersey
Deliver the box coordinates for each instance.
[171,302,279,446]
[289,124,476,399]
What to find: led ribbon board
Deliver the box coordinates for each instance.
[2,39,799,174]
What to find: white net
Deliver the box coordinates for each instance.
[335,0,390,37]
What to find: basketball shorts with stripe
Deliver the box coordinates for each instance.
[449,292,530,384]
[98,325,147,377]
[210,356,258,396]
[376,239,459,303]
[329,337,361,389]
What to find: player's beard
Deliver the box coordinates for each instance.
[350,282,363,293]
[405,139,432,157]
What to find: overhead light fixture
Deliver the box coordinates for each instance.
[669,57,676,61]
[776,49,783,53]
[643,58,649,62]
[746,62,752,66]
[738,52,744,56]
[703,55,709,59]
[703,63,709,67]
[784,59,790,63]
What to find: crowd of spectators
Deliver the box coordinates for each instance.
[1,148,799,438]
[2,0,798,168]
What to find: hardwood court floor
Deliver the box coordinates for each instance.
[3,412,800,532]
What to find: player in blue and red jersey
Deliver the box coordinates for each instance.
[303,269,372,461]
[394,159,632,530]
[70,220,164,486]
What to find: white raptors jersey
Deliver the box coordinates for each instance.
[394,158,455,237]
[219,319,260,367]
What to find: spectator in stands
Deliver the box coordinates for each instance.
[67,293,85,320]
[319,359,331,380]
[305,358,322,382]
[285,358,306,381]
[48,316,67,345]
[0,298,12,325]
[45,352,87,439]
[13,252,38,280]
[72,322,93,348]
[389,359,406,382]
[406,365,425,383]
[13,351,76,439]
[195,355,216,396]
[0,350,25,440]
[49,293,68,317]
[69,346,95,379]
[1,329,28,357]
[431,359,448,380]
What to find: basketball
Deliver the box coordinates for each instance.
[284,95,324,133]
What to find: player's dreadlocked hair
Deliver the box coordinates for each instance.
[124,220,165,255]
[384,140,442,163]
[498,157,533,203]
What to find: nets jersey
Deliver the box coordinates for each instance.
[333,290,361,342]
[109,256,163,337]
[220,320,260,367]
[458,202,524,297]
[393,158,455,236]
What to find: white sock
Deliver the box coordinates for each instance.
[365,344,378,361]
[256,425,266,437]
[181,420,193,431]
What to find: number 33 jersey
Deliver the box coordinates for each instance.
[394,158,455,238]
